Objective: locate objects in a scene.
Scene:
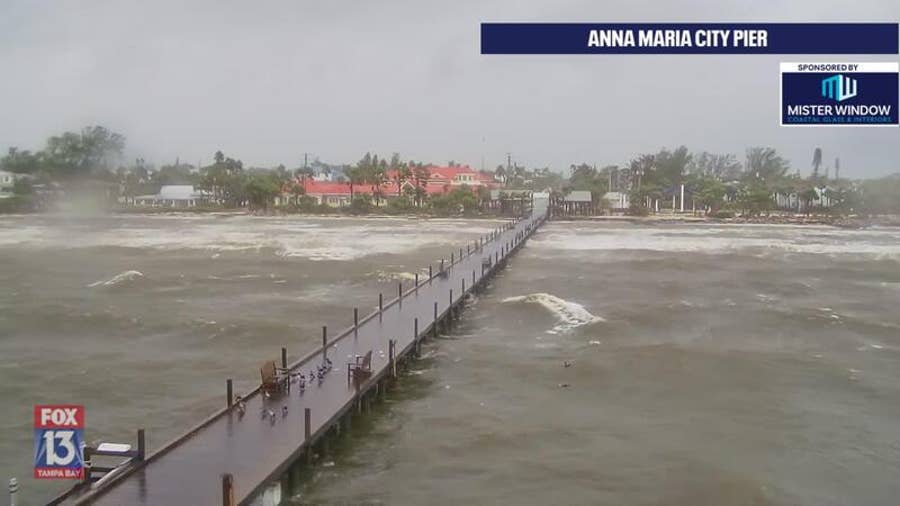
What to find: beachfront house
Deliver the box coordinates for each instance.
[561,190,594,216]
[282,165,499,208]
[0,170,16,199]
[133,185,211,207]
[0,170,36,199]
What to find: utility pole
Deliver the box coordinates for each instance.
[481,136,485,172]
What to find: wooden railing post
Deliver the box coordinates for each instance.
[322,326,327,357]
[137,429,145,461]
[222,473,235,506]
[281,347,287,369]
[226,379,233,408]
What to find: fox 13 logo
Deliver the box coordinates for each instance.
[781,62,899,126]
[34,405,85,479]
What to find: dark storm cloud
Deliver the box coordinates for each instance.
[0,0,898,176]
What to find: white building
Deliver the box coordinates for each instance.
[133,185,211,207]
[0,170,30,199]
[602,191,630,211]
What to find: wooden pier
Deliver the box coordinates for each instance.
[54,208,545,505]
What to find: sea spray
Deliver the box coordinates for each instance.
[502,293,604,332]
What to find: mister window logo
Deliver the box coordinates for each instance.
[781,62,898,126]
[821,74,857,102]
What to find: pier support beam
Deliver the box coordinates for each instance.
[304,408,312,464]
[322,327,327,358]
[226,379,233,408]
[354,308,358,335]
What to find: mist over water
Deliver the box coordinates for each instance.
[2,217,899,504]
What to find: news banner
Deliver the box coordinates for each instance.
[482,23,899,126]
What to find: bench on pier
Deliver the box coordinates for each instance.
[260,360,289,396]
[347,350,373,390]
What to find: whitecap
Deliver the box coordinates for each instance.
[88,270,144,288]
[502,293,604,332]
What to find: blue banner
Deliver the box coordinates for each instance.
[481,23,899,54]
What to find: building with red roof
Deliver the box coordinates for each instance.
[284,164,498,207]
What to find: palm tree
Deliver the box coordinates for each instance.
[493,165,506,186]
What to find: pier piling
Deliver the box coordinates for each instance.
[226,379,233,408]
[389,339,396,378]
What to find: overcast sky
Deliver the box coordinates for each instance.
[1,0,898,177]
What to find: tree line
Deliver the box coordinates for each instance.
[560,146,900,217]
[3,126,898,217]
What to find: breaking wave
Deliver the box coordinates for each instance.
[88,270,144,288]
[502,293,604,332]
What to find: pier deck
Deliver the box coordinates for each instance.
[64,210,544,505]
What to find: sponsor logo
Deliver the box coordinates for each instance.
[781,62,898,126]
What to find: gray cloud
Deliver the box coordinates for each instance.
[1,0,898,176]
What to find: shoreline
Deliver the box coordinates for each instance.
[4,208,899,228]
[546,213,900,228]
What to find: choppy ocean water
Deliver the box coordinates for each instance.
[1,216,898,505]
